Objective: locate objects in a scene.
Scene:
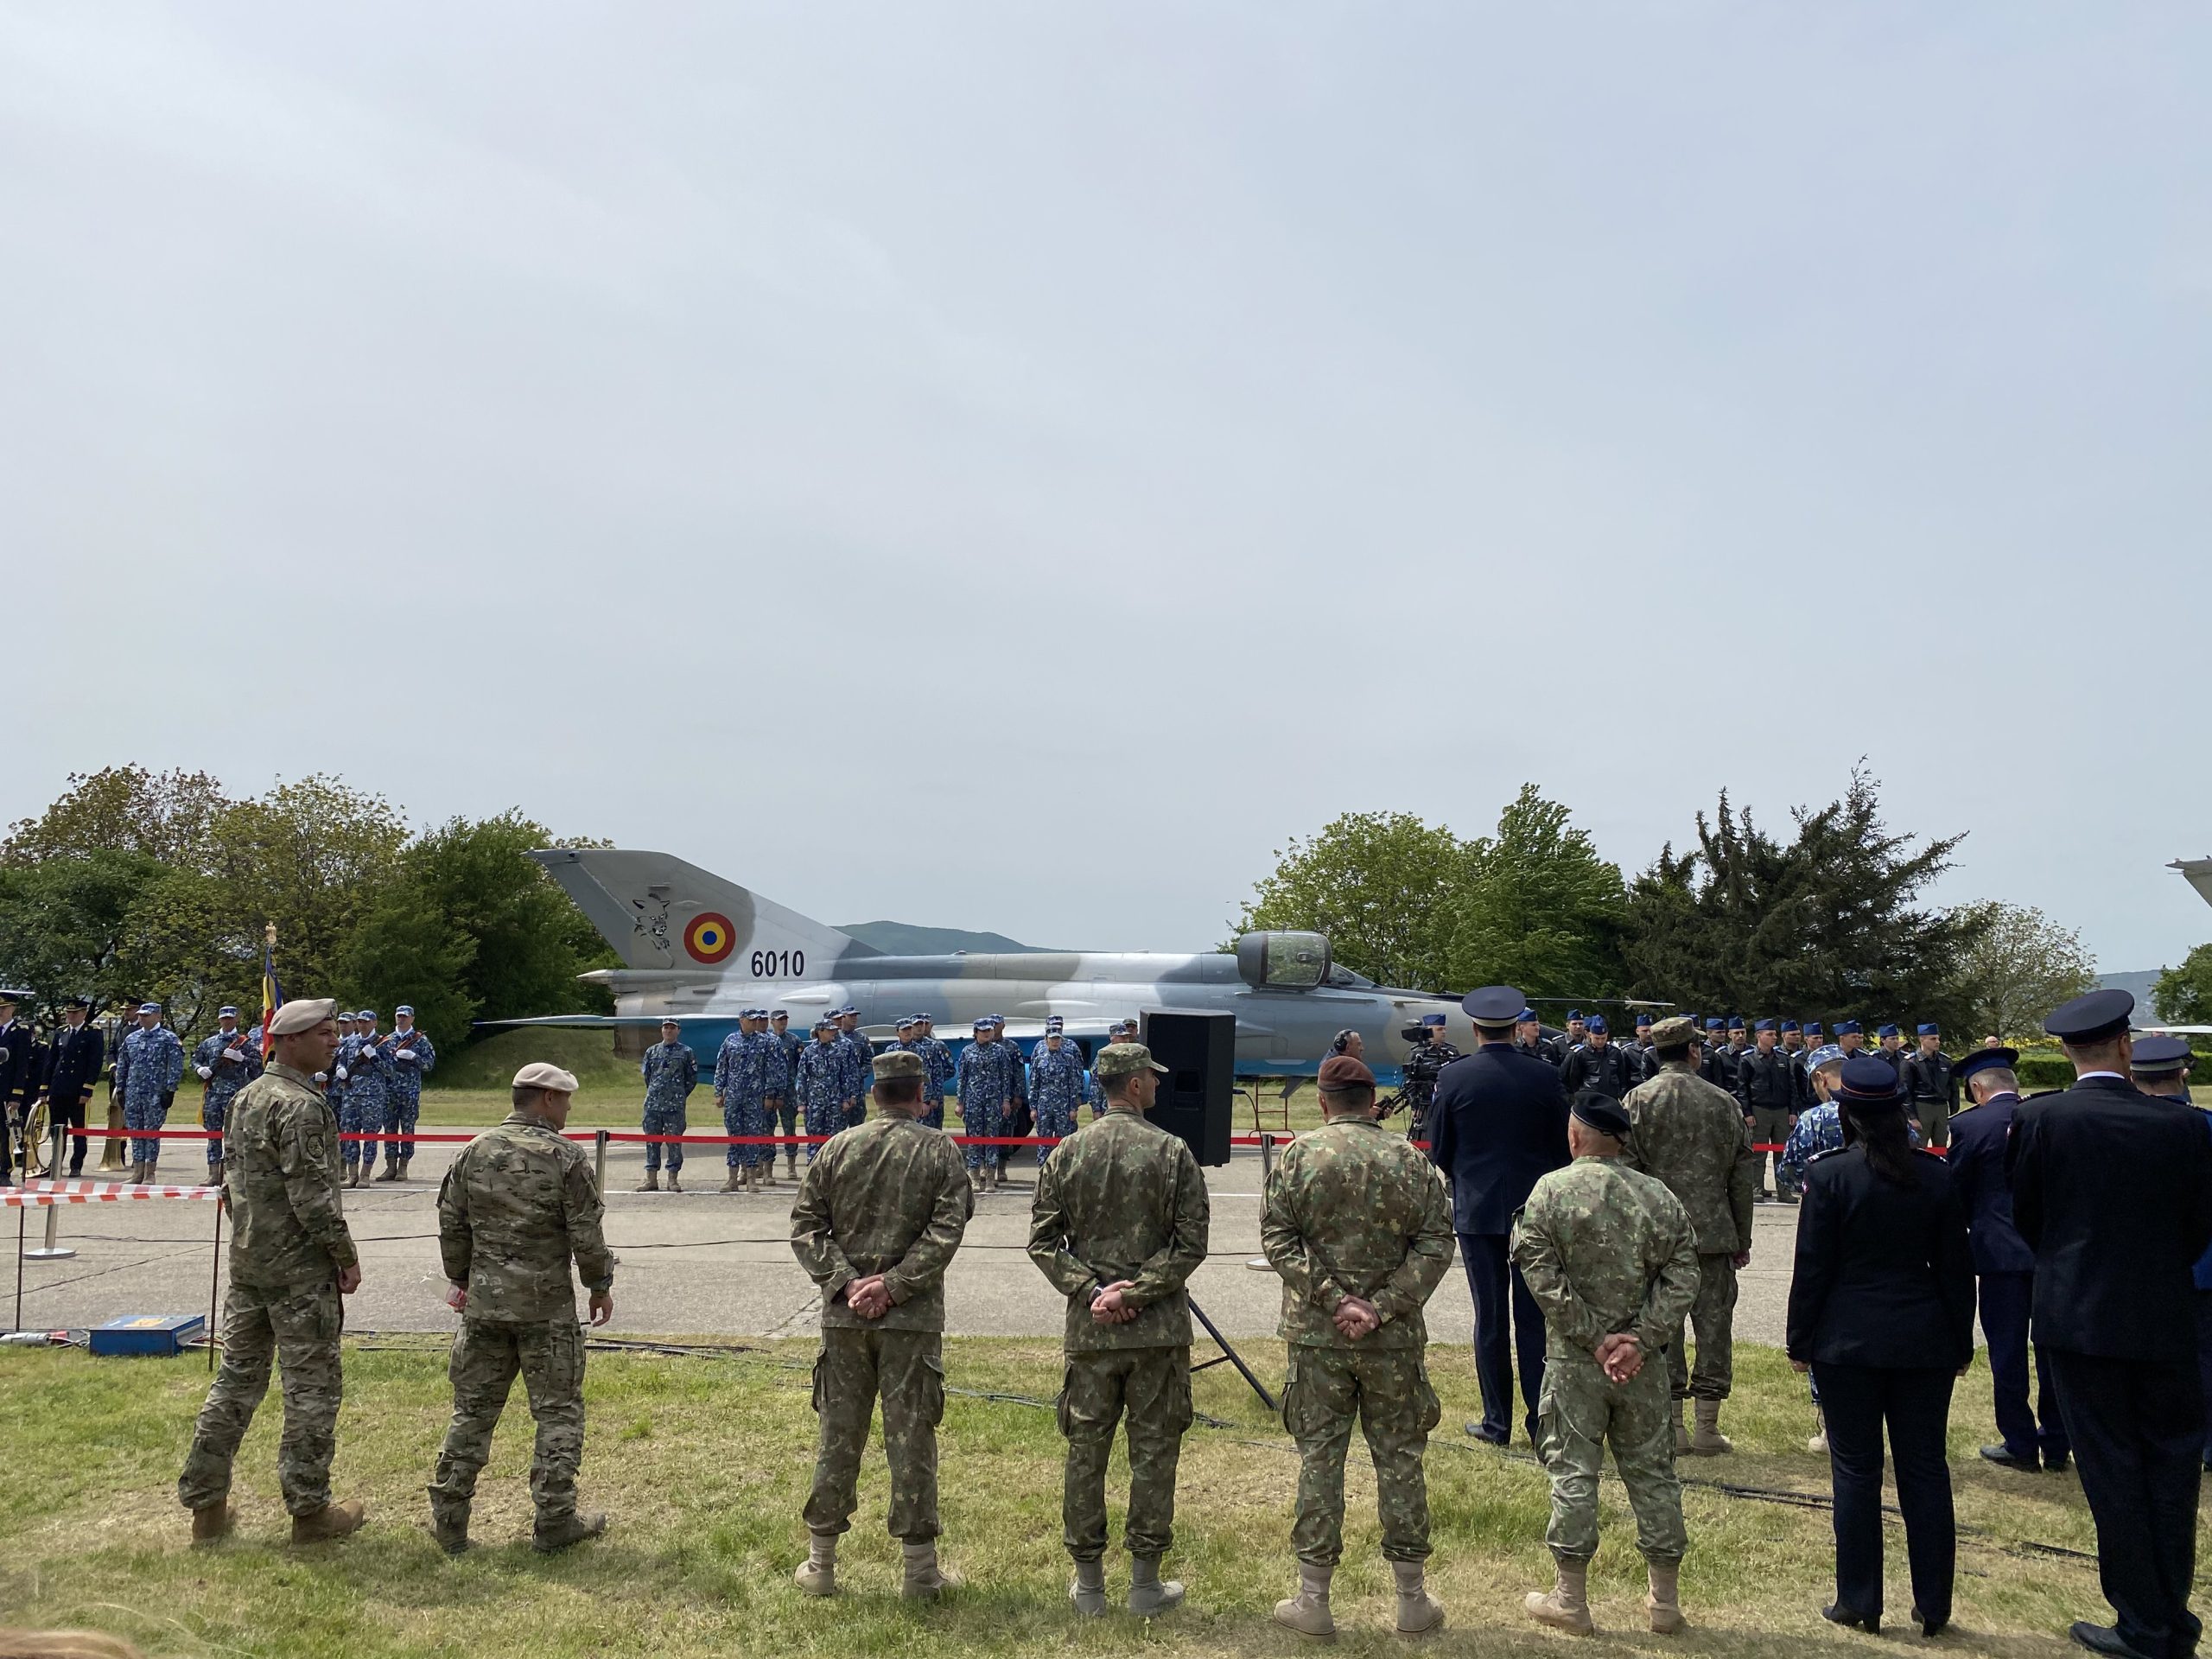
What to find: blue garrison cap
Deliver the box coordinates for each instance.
[1634,1011,1653,1027]
[1878,1024,1900,1039]
[1834,1019,1861,1035]
[1421,1014,1447,1027]
[217,1005,239,1018]
[1804,1021,1824,1034]
[1704,1017,1724,1031]
[1728,1015,1747,1031]
[1567,1009,1584,1022]
[2045,988,2133,1045]
[1755,1019,1777,1032]
[1518,1007,1537,1022]
[1462,985,1525,1026]
[1916,1023,1939,1037]
[1838,1054,1904,1107]
[1586,1014,1609,1035]
[1955,1046,2018,1085]
[1781,1020,1800,1033]
[2133,1034,2193,1073]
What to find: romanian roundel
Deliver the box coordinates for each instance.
[684,912,736,963]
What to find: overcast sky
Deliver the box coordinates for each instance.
[8,5,2209,972]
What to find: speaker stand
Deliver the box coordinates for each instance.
[1187,1294,1276,1413]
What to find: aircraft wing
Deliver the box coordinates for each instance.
[2139,1023,2212,1036]
[2176,859,2212,912]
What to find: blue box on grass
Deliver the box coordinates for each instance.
[89,1314,206,1357]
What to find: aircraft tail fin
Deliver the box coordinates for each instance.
[529,849,877,973]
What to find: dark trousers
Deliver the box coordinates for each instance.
[2048,1347,2204,1659]
[1812,1363,1955,1626]
[2196,1294,2212,1466]
[1458,1232,1545,1441]
[1979,1272,2069,1465]
[49,1093,90,1174]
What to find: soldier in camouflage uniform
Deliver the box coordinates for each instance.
[115,1001,184,1184]
[1514,1091,1702,1637]
[1027,1020,1087,1166]
[955,1018,1020,1190]
[1262,1054,1454,1641]
[372,1004,436,1182]
[191,1005,263,1179]
[1028,1042,1210,1618]
[794,1020,848,1160]
[770,1009,807,1179]
[637,1016,698,1191]
[789,1048,974,1599]
[913,1014,956,1131]
[428,1061,615,1555]
[333,1011,390,1188]
[1621,1016,1760,1456]
[178,998,367,1546]
[713,1011,774,1192]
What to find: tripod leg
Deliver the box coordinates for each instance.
[1187,1294,1276,1413]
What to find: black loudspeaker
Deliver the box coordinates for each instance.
[1141,1009,1236,1166]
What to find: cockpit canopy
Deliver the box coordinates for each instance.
[1236,931,1332,989]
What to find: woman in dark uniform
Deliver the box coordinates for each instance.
[1786,1054,1975,1637]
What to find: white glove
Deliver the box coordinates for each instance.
[223,1047,244,1063]
[396,1049,416,1063]
[314,1071,328,1083]
[335,1065,350,1081]
[196,1065,213,1080]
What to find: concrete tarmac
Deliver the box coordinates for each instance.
[6,1137,1806,1345]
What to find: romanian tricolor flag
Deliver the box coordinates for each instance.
[260,925,284,1058]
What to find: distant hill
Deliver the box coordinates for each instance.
[2102,968,2168,1014]
[839,921,1053,957]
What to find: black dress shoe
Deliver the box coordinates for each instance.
[1465,1421,1509,1446]
[2070,1622,2160,1659]
[1824,1604,1879,1634]
[2044,1452,2071,1473]
[1979,1444,2039,1471]
[1911,1605,1949,1637]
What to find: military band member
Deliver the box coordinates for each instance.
[1264,1054,1452,1641]
[192,1004,263,1179]
[1515,1091,1700,1637]
[373,1004,436,1180]
[429,1062,614,1554]
[178,998,365,1545]
[1028,1042,1210,1618]
[790,1048,973,1599]
[37,997,104,1177]
[0,988,32,1181]
[1898,1024,1955,1151]
[116,1001,184,1185]
[637,1017,697,1192]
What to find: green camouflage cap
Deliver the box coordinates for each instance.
[1648,1015,1700,1048]
[1091,1041,1170,1081]
[873,1047,925,1082]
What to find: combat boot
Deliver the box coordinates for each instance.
[1690,1399,1733,1456]
[396,1157,411,1183]
[666,1170,682,1193]
[1069,1557,1108,1617]
[205,1159,223,1188]
[969,1169,983,1193]
[1647,1560,1685,1634]
[375,1156,400,1181]
[1671,1399,1690,1455]
[758,1162,777,1188]
[1391,1559,1445,1637]
[902,1539,963,1599]
[290,1498,367,1545]
[784,1150,798,1182]
[721,1167,741,1193]
[431,1503,472,1556]
[1128,1554,1184,1616]
[1273,1563,1335,1641]
[190,1502,233,1544]
[531,1509,607,1554]
[127,1160,146,1185]
[794,1529,838,1596]
[1523,1558,1592,1636]
[637,1170,659,1192]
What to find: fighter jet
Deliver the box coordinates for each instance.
[505,848,1481,1084]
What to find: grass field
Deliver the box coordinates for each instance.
[0,1337,2127,1657]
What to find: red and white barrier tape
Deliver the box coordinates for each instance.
[3,1179,220,1207]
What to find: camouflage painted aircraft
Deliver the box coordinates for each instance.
[510,848,1483,1084]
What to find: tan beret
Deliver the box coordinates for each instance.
[1093,1041,1170,1081]
[1649,1016,1700,1048]
[873,1048,925,1082]
[512,1061,581,1094]
[267,998,337,1037]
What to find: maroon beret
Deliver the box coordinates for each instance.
[1318,1055,1376,1090]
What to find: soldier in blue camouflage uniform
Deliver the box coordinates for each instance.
[325,1012,352,1137]
[638,1016,698,1192]
[191,1005,263,1179]
[794,1019,849,1162]
[334,1011,390,1188]
[715,1010,777,1192]
[373,1005,436,1182]
[769,1010,807,1180]
[998,1015,1028,1135]
[956,1017,1020,1190]
[1777,1045,1849,1192]
[116,1001,185,1184]
[836,1007,874,1128]
[914,1014,955,1131]
[1029,1019,1088,1166]
[1090,1022,1135,1118]
[758,1008,796,1186]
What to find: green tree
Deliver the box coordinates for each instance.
[1232,810,1476,990]
[2156,944,2212,1027]
[1453,785,1626,999]
[3,766,230,868]
[0,851,245,1031]
[342,879,480,1051]
[207,775,409,998]
[1947,901,2099,1042]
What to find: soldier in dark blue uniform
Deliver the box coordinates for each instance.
[0,989,33,1182]
[37,998,105,1177]
[1557,1014,1637,1101]
[2008,992,2212,1659]
[2128,1037,2209,1471]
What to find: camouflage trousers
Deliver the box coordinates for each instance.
[804,1326,947,1541]
[920,1096,944,1131]
[1282,1343,1440,1567]
[723,1094,770,1168]
[1536,1348,1686,1564]
[960,1098,1003,1173]
[202,1085,243,1166]
[427,1317,588,1525]
[1667,1253,1738,1402]
[124,1092,169,1167]
[178,1278,343,1516]
[1058,1345,1192,1562]
[379,1090,423,1162]
[1033,1098,1077,1166]
[801,1092,841,1161]
[641,1100,687,1171]
[337,1092,382,1168]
